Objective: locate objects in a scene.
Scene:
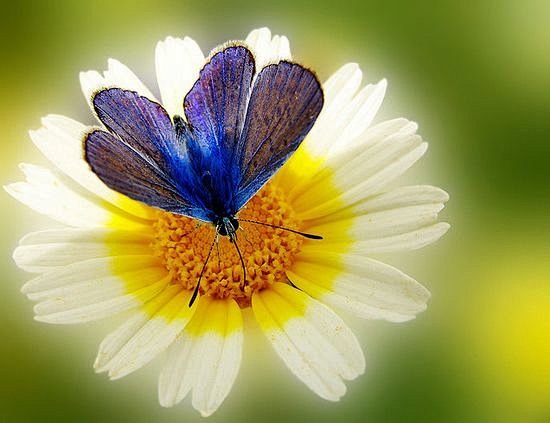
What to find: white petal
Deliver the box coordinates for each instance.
[80,58,156,111]
[193,331,242,417]
[287,115,419,208]
[352,118,418,151]
[302,63,363,158]
[18,227,151,245]
[33,280,166,325]
[22,256,167,324]
[308,184,449,225]
[15,242,111,273]
[107,318,183,380]
[352,185,449,214]
[289,118,417,202]
[327,79,387,156]
[269,34,291,62]
[158,298,243,417]
[311,203,445,242]
[326,116,420,170]
[95,312,151,371]
[14,228,152,273]
[294,132,428,220]
[29,115,151,220]
[245,27,292,70]
[245,28,272,59]
[155,36,204,118]
[21,255,160,298]
[5,164,115,227]
[97,286,195,379]
[158,336,194,407]
[289,255,430,322]
[353,222,450,253]
[79,70,103,109]
[253,283,365,401]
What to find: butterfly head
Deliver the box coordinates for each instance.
[215,215,239,239]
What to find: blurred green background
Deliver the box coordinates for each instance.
[1,0,549,422]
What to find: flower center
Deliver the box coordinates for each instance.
[151,182,304,308]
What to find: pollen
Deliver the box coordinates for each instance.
[151,183,304,308]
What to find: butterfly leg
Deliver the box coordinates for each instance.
[215,233,222,268]
[188,233,217,307]
[229,232,247,289]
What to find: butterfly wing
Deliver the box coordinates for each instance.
[234,61,324,209]
[183,46,323,213]
[86,49,323,223]
[184,46,255,162]
[85,88,212,221]
[182,45,256,217]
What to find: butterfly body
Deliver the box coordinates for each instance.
[172,114,240,225]
[85,45,323,237]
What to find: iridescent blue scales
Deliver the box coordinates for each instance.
[85,45,324,226]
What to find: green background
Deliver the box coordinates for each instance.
[1,1,549,421]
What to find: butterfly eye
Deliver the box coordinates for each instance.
[217,222,228,236]
[229,216,239,232]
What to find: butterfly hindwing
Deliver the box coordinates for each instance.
[93,88,185,168]
[85,88,211,221]
[85,130,194,215]
[234,61,324,208]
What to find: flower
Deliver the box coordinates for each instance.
[5,27,449,416]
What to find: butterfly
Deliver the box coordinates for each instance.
[84,44,324,304]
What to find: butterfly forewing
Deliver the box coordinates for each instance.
[184,45,255,159]
[234,61,323,208]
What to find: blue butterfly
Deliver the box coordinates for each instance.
[84,45,324,304]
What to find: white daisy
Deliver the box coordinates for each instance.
[5,27,449,416]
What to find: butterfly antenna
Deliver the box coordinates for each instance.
[215,234,221,266]
[230,234,247,288]
[238,219,323,240]
[189,234,216,307]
